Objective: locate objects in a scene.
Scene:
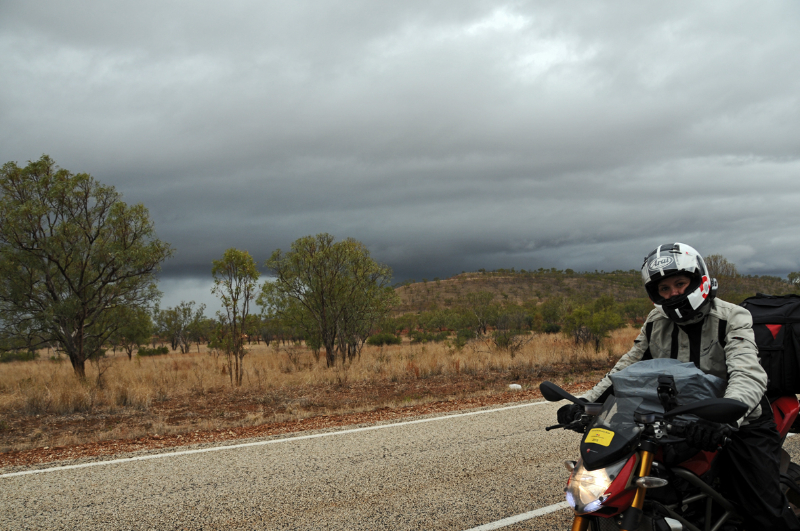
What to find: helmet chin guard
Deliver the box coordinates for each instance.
[641,243,717,323]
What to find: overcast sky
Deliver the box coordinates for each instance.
[2,1,799,311]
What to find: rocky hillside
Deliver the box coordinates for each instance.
[394,269,796,313]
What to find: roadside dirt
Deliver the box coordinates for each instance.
[0,368,602,469]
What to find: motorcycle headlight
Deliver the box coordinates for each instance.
[565,458,627,514]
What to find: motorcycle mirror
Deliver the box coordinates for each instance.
[539,381,583,404]
[664,397,748,425]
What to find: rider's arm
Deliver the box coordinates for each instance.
[719,303,767,426]
[579,310,657,403]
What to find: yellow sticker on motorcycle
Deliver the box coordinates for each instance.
[585,428,614,446]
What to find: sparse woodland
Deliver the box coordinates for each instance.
[2,158,800,453]
[1,266,798,452]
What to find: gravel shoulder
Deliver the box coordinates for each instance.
[0,381,597,471]
[2,398,575,530]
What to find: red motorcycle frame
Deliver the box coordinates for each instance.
[541,381,800,531]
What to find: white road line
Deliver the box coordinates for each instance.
[463,502,571,530]
[1,399,555,479]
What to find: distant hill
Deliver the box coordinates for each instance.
[394,269,796,313]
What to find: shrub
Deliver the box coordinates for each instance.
[457,329,474,341]
[543,323,561,334]
[366,333,402,346]
[137,346,170,357]
[450,329,474,350]
[409,331,449,344]
[493,330,518,350]
[0,350,38,363]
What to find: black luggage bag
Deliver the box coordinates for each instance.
[741,293,800,398]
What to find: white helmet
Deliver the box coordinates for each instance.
[641,242,717,323]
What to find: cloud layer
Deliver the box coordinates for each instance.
[2,1,800,309]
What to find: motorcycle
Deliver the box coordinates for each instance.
[540,367,800,531]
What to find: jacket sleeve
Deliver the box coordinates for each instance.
[580,314,654,402]
[722,305,767,424]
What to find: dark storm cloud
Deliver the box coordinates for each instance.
[2,1,800,308]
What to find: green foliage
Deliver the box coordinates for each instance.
[212,248,260,387]
[376,317,403,336]
[787,272,800,296]
[496,306,540,332]
[366,333,402,346]
[154,301,206,354]
[453,329,474,349]
[394,257,798,337]
[409,330,449,343]
[563,295,625,352]
[492,330,518,349]
[460,291,499,335]
[137,346,169,357]
[540,298,566,328]
[0,155,173,378]
[261,233,398,367]
[0,350,38,363]
[622,298,654,323]
[110,306,153,360]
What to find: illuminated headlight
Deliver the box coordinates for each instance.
[565,458,626,514]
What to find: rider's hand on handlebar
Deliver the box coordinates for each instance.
[557,398,587,425]
[685,419,733,451]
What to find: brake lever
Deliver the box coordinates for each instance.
[545,420,584,431]
[546,414,593,432]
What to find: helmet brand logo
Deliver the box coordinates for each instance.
[648,257,673,270]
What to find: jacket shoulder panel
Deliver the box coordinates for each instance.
[709,298,753,327]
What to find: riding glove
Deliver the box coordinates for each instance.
[557,399,586,425]
[685,420,732,451]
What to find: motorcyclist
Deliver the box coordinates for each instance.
[558,242,799,530]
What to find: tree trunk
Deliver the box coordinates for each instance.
[235,353,242,386]
[69,356,86,379]
[325,345,335,367]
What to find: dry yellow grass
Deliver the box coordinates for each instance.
[0,327,637,416]
[0,327,639,450]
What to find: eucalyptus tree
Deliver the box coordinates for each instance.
[460,291,498,336]
[0,155,172,378]
[155,301,206,353]
[212,248,260,386]
[111,306,153,360]
[260,233,398,367]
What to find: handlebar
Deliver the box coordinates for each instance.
[547,413,735,448]
[643,417,735,448]
[545,416,592,433]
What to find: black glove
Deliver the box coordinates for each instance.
[557,399,586,425]
[685,420,732,451]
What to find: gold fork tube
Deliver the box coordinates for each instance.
[571,515,590,531]
[630,449,654,510]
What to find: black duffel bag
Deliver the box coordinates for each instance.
[741,293,800,398]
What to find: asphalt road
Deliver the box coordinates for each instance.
[3,400,800,531]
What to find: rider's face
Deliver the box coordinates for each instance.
[658,275,692,299]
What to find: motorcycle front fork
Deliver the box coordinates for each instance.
[570,447,655,531]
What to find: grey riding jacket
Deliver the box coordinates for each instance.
[581,298,767,425]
